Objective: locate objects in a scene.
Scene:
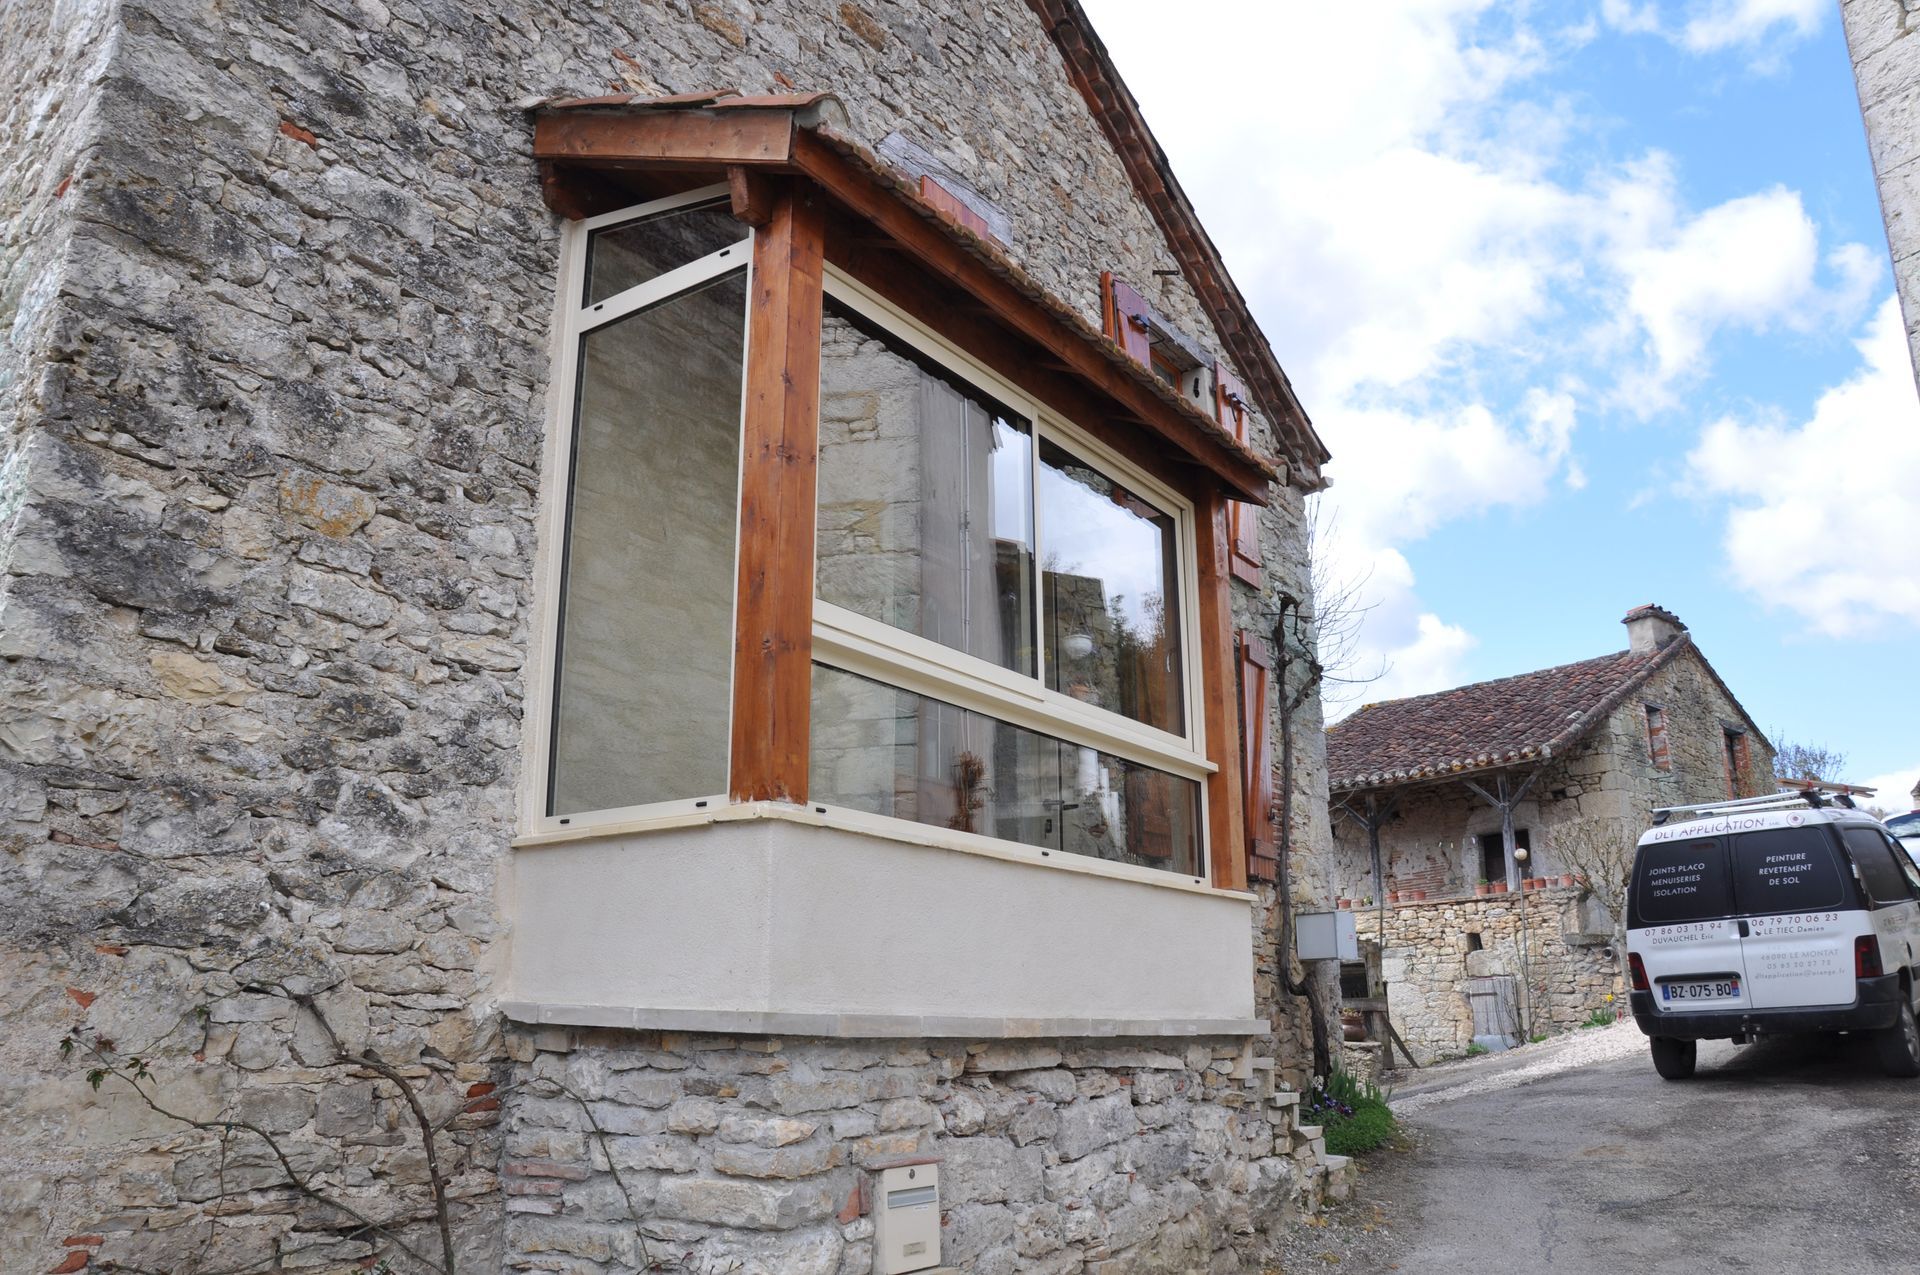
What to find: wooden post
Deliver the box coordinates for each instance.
[1195,492,1247,891]
[730,182,825,803]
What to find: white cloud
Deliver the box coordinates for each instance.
[1601,184,1874,407]
[1687,294,1920,637]
[1599,0,1827,61]
[1681,0,1827,53]
[1859,763,1920,814]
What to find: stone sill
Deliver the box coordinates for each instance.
[500,1000,1268,1040]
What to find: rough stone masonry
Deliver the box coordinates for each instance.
[0,0,1340,1270]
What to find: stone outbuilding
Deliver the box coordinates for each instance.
[1321,606,1775,1060]
[0,1,1348,1272]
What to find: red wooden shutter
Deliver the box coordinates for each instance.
[1217,361,1263,586]
[1102,272,1152,367]
[1238,630,1277,883]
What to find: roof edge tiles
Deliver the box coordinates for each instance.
[1325,637,1698,795]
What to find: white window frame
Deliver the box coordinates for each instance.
[812,265,1214,878]
[521,185,754,836]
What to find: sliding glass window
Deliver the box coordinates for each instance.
[809,270,1208,876]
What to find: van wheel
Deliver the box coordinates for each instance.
[1876,997,1920,1078]
[1650,1036,1697,1080]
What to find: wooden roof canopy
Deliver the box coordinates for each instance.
[532,90,1283,505]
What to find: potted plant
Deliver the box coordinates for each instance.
[1558,873,1576,888]
[1336,897,1351,909]
[1412,889,1428,901]
[1491,881,1509,894]
[1474,879,1492,898]
[1387,890,1402,904]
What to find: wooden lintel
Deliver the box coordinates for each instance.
[1195,491,1248,892]
[792,130,1272,505]
[728,166,776,226]
[729,182,826,804]
[533,109,798,172]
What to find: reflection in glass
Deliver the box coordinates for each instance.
[809,665,1201,875]
[584,198,747,306]
[1039,439,1184,734]
[549,270,748,816]
[815,301,1036,674]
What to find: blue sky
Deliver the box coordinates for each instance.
[1082,0,1920,809]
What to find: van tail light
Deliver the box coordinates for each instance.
[1629,952,1649,992]
[1856,935,1884,979]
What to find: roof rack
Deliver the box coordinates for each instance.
[1650,789,1837,825]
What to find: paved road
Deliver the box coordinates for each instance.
[1335,1026,1920,1274]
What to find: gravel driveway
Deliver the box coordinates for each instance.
[1274,1022,1920,1274]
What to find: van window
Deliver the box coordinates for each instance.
[1633,837,1732,924]
[1842,826,1913,906]
[1730,827,1847,914]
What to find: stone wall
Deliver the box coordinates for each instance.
[0,0,1336,1270]
[1842,0,1920,384]
[501,1029,1344,1275]
[1354,889,1622,1063]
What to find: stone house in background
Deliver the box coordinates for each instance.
[0,1,1348,1272]
[1321,606,1775,1060]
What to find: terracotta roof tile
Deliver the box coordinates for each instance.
[1326,638,1695,793]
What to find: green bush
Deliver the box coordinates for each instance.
[1305,1064,1397,1157]
[1324,1100,1395,1156]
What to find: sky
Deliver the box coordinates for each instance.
[1081,0,1920,811]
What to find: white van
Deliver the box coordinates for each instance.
[1625,791,1920,1080]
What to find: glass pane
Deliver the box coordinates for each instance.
[584,198,746,307]
[549,270,748,817]
[809,665,1201,875]
[1630,837,1731,925]
[1039,439,1184,734]
[815,302,1037,674]
[1731,827,1848,913]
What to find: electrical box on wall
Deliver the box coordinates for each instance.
[1296,909,1359,961]
[873,1161,940,1274]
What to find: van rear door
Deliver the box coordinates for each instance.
[1631,835,1750,1013]
[1730,825,1859,1010]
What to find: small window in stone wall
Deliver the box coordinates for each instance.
[1478,828,1529,883]
[1645,705,1671,772]
[1465,931,1484,952]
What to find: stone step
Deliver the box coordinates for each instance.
[1295,1123,1322,1139]
[1270,1090,1300,1109]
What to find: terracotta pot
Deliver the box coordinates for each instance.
[1336,898,1351,909]
[1412,889,1428,901]
[1387,891,1402,904]
[1491,882,1509,894]
[1559,874,1577,888]
[1474,885,1492,897]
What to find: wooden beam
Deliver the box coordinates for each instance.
[730,182,826,804]
[792,131,1273,504]
[533,109,797,172]
[1195,492,1248,891]
[728,165,776,226]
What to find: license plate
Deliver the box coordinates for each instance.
[1662,977,1739,1002]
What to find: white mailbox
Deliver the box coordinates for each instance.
[1295,909,1358,962]
[873,1160,940,1274]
